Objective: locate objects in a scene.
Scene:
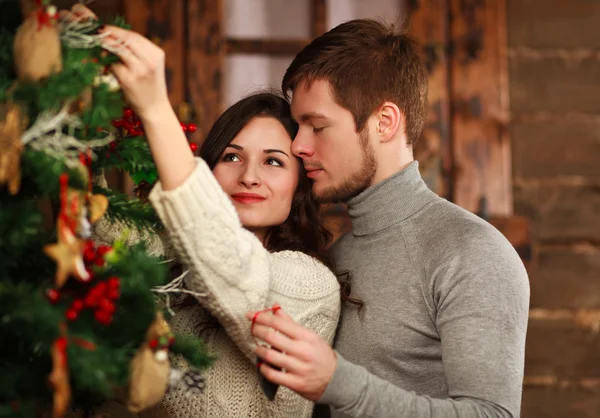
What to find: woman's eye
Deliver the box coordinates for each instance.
[222,153,240,162]
[313,127,325,133]
[266,158,283,167]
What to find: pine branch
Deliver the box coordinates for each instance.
[95,136,158,185]
[170,333,216,370]
[94,186,161,232]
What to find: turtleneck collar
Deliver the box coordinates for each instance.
[345,161,438,236]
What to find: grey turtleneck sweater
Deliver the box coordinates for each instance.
[318,162,530,418]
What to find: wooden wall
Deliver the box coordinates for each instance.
[508,0,600,416]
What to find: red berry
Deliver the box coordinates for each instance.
[46,289,60,304]
[97,245,112,256]
[94,256,105,267]
[66,309,78,321]
[94,310,113,325]
[95,282,107,294]
[83,246,96,263]
[109,142,118,151]
[131,129,144,137]
[84,294,98,308]
[123,108,133,119]
[149,339,158,349]
[72,299,84,311]
[55,337,68,351]
[189,142,198,152]
[180,122,188,132]
[105,152,111,159]
[186,123,197,133]
[99,299,115,314]
[107,276,120,288]
[168,335,175,345]
[106,288,120,300]
[112,119,123,128]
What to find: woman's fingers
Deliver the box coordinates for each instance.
[71,4,98,19]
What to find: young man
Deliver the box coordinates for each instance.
[248,19,529,418]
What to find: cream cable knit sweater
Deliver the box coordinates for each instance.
[141,158,341,418]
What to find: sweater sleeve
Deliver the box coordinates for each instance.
[319,225,529,418]
[149,158,340,363]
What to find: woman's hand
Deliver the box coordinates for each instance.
[64,4,171,121]
[101,25,171,121]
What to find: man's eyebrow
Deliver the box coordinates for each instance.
[298,112,328,123]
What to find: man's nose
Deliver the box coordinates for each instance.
[291,130,315,159]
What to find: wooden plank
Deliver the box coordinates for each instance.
[511,117,600,180]
[406,0,452,199]
[510,55,600,115]
[124,0,185,106]
[310,0,327,37]
[514,184,600,242]
[225,38,309,56]
[449,0,512,215]
[522,384,600,418]
[186,0,224,143]
[508,0,600,49]
[531,246,600,309]
[526,313,600,378]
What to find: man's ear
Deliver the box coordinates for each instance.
[376,102,403,143]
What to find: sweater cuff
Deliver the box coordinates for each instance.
[149,157,238,230]
[319,352,364,408]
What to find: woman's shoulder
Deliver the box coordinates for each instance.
[267,250,340,300]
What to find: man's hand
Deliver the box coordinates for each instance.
[246,308,337,401]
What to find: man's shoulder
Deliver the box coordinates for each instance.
[414,198,521,264]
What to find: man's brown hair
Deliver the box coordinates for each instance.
[282,19,428,146]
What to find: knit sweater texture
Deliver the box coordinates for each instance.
[317,161,530,418]
[140,158,341,417]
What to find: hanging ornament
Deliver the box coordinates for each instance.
[13,2,62,81]
[49,336,71,418]
[44,174,91,288]
[44,217,91,288]
[127,312,173,413]
[0,104,27,195]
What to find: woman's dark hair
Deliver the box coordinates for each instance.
[199,92,331,265]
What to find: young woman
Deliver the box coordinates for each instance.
[95,18,340,418]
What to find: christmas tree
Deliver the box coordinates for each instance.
[0,2,212,417]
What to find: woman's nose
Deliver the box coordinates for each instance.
[238,164,261,188]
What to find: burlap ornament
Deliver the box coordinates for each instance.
[127,312,172,413]
[13,14,62,81]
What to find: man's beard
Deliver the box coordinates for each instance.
[313,129,376,203]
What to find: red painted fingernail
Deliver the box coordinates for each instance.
[272,304,281,312]
[257,361,263,368]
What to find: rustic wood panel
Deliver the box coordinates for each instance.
[124,0,185,106]
[512,118,600,180]
[510,56,600,115]
[406,0,451,198]
[311,0,327,37]
[225,39,309,56]
[514,184,600,242]
[530,246,600,309]
[187,0,225,143]
[508,0,600,49]
[522,384,600,418]
[449,0,512,215]
[488,215,532,267]
[526,314,600,378]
